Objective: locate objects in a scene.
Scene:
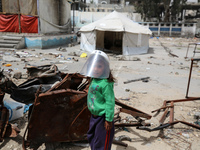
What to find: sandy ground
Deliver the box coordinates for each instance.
[0,37,200,150]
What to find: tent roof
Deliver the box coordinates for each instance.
[79,11,152,35]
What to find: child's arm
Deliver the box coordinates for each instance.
[102,83,115,122]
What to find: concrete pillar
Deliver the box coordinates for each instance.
[181,23,184,36]
[158,23,161,36]
[169,23,172,37]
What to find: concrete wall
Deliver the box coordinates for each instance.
[141,22,197,37]
[39,0,71,34]
[25,34,77,49]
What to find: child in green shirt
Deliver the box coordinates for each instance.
[80,50,115,150]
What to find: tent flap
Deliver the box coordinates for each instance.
[80,31,96,52]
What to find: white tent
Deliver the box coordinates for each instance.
[79,11,152,55]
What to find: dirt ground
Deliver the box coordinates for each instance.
[0,37,200,150]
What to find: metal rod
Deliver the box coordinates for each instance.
[169,102,174,128]
[120,108,150,119]
[193,44,198,57]
[115,98,152,119]
[151,105,173,113]
[186,58,194,98]
[138,120,200,132]
[114,122,150,127]
[185,43,191,58]
[166,97,200,104]
[159,108,169,124]
[113,140,128,147]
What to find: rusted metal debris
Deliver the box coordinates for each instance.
[0,91,20,142]
[113,135,131,147]
[23,73,91,149]
[0,64,62,103]
[123,77,150,84]
[0,64,152,149]
[162,132,192,150]
[186,58,200,98]
[22,73,152,149]
[185,43,200,58]
[137,97,200,132]
[137,58,200,132]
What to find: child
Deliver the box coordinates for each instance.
[80,50,115,150]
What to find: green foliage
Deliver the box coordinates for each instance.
[134,0,187,22]
[171,0,187,21]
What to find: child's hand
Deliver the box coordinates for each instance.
[104,121,112,131]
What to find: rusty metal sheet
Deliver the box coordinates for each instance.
[120,108,151,119]
[23,73,91,148]
[115,98,152,119]
[0,107,9,141]
[23,73,154,149]
[26,89,90,143]
[48,73,87,92]
[0,91,19,141]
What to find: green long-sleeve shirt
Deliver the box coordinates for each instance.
[87,78,115,122]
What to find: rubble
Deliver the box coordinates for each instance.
[0,37,199,150]
[124,77,150,84]
[13,72,22,79]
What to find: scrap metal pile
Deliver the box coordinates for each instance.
[0,58,199,149]
[0,64,152,149]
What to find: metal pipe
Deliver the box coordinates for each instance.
[151,105,173,113]
[169,102,174,128]
[185,43,191,58]
[113,140,128,147]
[186,58,200,98]
[193,44,198,57]
[159,108,169,124]
[186,58,193,98]
[166,97,200,103]
[114,122,150,127]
